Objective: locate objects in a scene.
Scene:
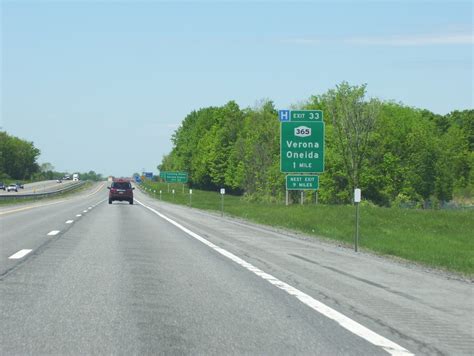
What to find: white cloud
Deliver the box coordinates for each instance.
[346,34,474,46]
[283,33,474,46]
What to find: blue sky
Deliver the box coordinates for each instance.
[1,0,472,176]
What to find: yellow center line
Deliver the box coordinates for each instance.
[0,183,105,216]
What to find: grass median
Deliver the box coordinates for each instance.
[140,181,474,276]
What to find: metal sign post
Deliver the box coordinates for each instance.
[172,189,175,201]
[354,188,361,252]
[189,189,192,207]
[220,188,225,217]
[159,190,162,201]
[285,189,289,206]
[286,175,318,207]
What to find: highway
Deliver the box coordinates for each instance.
[0,183,472,355]
[0,179,78,196]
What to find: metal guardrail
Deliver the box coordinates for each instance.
[0,181,86,200]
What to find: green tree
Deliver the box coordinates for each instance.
[225,101,280,198]
[158,85,472,206]
[321,82,380,196]
[0,131,40,180]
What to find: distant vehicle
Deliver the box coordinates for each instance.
[63,175,71,180]
[6,184,18,192]
[73,173,79,181]
[0,182,5,191]
[15,182,24,189]
[56,179,62,183]
[108,178,134,205]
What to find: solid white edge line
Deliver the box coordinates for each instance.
[9,249,33,259]
[47,230,60,236]
[135,199,413,356]
[65,220,74,224]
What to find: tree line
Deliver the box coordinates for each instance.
[0,131,103,182]
[159,82,473,207]
[37,165,104,182]
[0,131,40,181]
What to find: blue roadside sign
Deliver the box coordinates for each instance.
[279,110,290,122]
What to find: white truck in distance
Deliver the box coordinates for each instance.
[73,173,79,181]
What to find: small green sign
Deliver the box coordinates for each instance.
[291,110,323,122]
[162,171,188,183]
[286,175,319,190]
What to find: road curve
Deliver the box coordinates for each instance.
[0,179,79,196]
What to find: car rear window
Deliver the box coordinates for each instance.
[112,182,131,189]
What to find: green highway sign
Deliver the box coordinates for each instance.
[280,121,325,173]
[162,171,188,183]
[291,110,323,122]
[286,175,319,190]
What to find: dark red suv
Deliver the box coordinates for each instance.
[108,179,134,204]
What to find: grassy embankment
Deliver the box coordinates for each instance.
[140,181,473,276]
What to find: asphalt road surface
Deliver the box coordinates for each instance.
[0,184,472,355]
[0,179,78,196]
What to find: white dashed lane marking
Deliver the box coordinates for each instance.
[4,198,105,264]
[9,249,33,259]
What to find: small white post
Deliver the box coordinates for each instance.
[220,188,225,217]
[354,188,361,252]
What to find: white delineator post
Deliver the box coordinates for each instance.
[220,188,225,217]
[354,188,361,252]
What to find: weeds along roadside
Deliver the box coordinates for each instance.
[139,181,474,276]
